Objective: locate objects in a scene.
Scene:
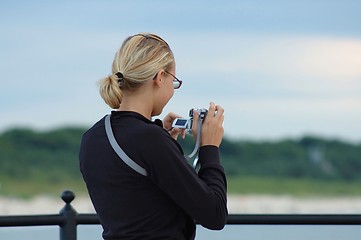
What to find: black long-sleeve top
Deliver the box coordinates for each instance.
[79,111,228,240]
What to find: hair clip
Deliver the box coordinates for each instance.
[115,72,124,87]
[115,72,124,80]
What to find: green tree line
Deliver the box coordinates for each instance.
[0,127,360,196]
[179,135,361,181]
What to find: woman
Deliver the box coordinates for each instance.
[79,33,227,240]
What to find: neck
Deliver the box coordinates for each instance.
[117,88,154,119]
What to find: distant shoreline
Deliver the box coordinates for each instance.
[1,194,361,216]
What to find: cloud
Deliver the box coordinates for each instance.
[298,38,361,79]
[172,34,361,99]
[217,96,361,141]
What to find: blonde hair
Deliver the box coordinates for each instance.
[99,33,174,109]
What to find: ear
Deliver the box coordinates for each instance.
[153,70,166,87]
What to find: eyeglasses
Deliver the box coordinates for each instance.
[165,71,183,89]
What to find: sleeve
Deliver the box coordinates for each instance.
[141,127,228,230]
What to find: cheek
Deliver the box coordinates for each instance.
[164,81,174,98]
[161,88,173,108]
[170,88,174,97]
[167,88,174,101]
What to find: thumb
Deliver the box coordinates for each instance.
[169,128,181,140]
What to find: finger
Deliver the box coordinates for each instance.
[218,114,225,126]
[164,112,182,122]
[214,105,224,119]
[171,112,183,119]
[207,102,217,119]
[169,128,181,140]
[181,129,186,139]
[192,109,199,124]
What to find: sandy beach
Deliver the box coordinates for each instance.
[227,195,361,214]
[1,194,361,216]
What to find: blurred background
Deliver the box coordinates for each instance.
[1,0,361,215]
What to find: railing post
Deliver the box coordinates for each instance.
[59,190,78,240]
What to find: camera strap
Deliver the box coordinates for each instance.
[186,117,203,169]
[104,114,148,176]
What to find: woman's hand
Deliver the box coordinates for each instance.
[192,102,224,147]
[163,112,187,140]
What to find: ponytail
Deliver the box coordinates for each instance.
[98,74,123,109]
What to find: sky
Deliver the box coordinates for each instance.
[1,0,361,143]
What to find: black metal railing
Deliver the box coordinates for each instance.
[1,190,361,240]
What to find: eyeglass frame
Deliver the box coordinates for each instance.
[165,71,183,89]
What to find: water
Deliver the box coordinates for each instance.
[1,225,361,240]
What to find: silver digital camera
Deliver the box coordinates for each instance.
[172,108,208,130]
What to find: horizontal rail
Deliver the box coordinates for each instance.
[1,191,361,240]
[2,214,361,227]
[0,215,64,227]
[76,214,100,225]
